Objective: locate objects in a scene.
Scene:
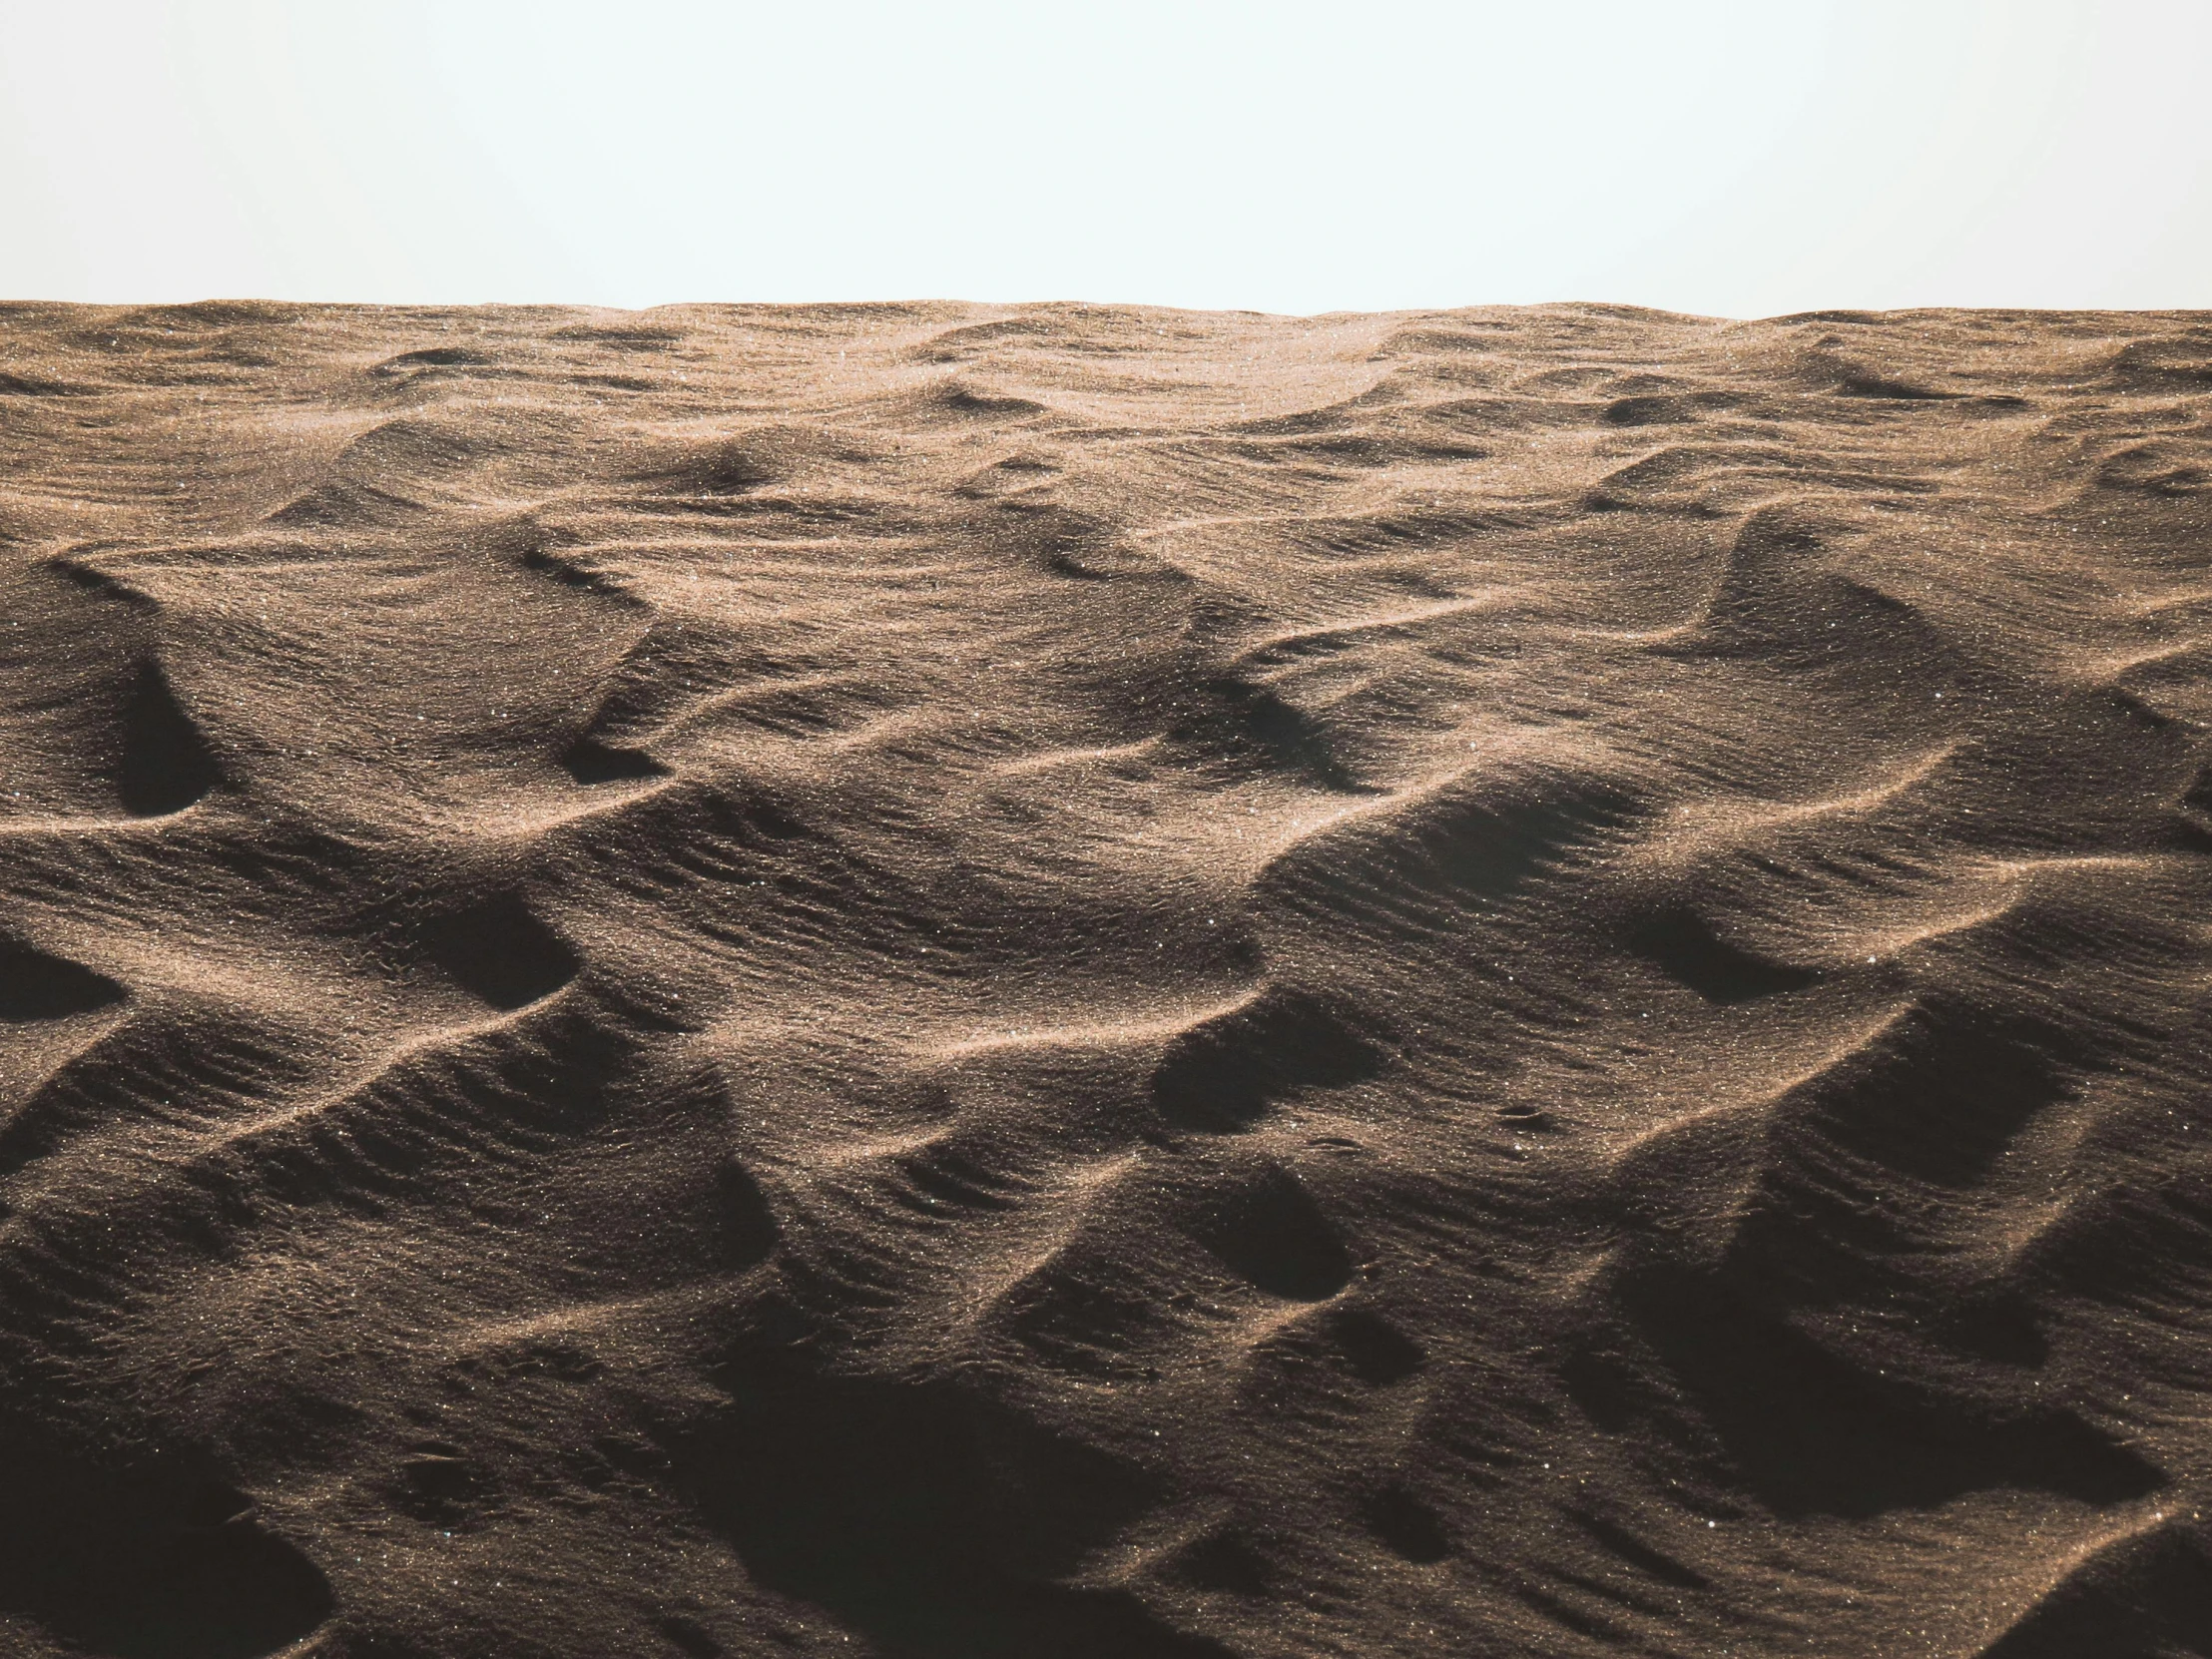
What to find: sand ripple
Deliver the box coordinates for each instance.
[1,300,2209,1656]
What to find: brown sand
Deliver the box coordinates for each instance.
[1,300,2209,1658]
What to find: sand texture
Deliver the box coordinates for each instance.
[2,299,2211,1658]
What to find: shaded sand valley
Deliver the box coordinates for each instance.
[2,300,2212,1657]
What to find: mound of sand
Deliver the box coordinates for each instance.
[1,299,2209,1658]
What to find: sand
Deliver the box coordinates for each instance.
[0,299,2209,1658]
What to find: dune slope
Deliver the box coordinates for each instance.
[2,299,2210,1658]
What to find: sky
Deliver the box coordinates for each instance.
[0,0,2206,317]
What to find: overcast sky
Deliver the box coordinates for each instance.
[1,0,2205,315]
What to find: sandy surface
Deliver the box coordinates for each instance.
[1,299,2210,1658]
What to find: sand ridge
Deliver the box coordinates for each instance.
[1,299,2210,1656]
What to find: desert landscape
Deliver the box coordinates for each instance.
[1,298,2209,1658]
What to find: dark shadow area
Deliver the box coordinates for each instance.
[369,346,493,376]
[559,735,670,786]
[1285,773,1641,929]
[2182,764,2212,818]
[1187,1164,1355,1303]
[1151,984,1386,1134]
[626,440,777,499]
[390,1445,487,1526]
[1327,1307,1425,1386]
[713,1157,783,1271]
[519,545,628,596]
[1366,1486,1451,1563]
[1603,391,1748,426]
[118,660,219,818]
[1796,1000,2070,1190]
[1935,1293,2052,1369]
[1630,908,1821,1004]
[1569,1268,2163,1518]
[1835,370,1964,400]
[1163,1528,1276,1597]
[670,1357,1235,1659]
[0,938,125,1022]
[0,1429,332,1659]
[655,1614,725,1658]
[0,370,92,397]
[1566,1508,1710,1590]
[1981,1522,2212,1658]
[1177,671,1369,794]
[418,893,578,1011]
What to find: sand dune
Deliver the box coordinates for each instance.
[1,298,2209,1657]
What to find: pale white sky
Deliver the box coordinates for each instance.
[0,0,2206,316]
